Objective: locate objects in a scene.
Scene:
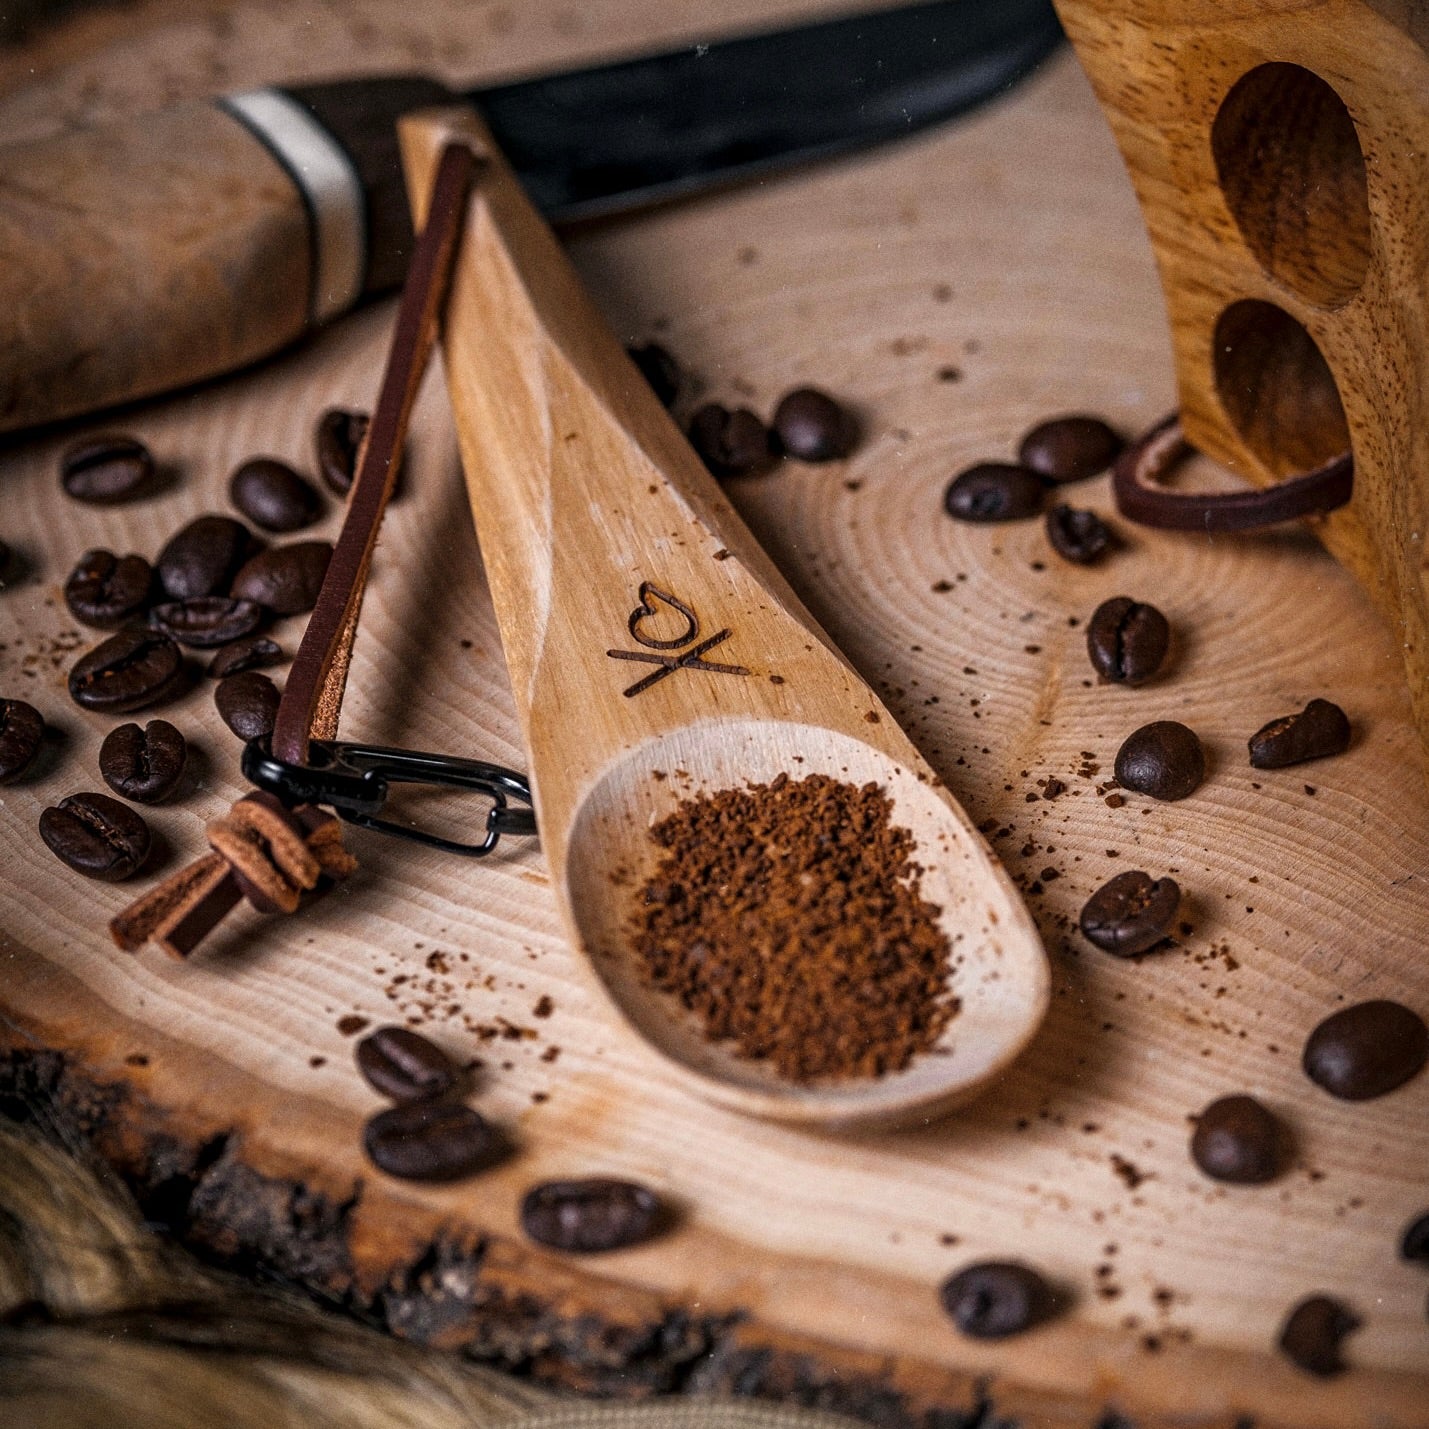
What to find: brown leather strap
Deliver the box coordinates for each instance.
[1112,411,1353,532]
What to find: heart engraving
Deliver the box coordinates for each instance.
[628,582,699,649]
[607,580,751,698]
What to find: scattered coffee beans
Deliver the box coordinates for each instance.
[230,541,332,616]
[1302,1000,1427,1101]
[215,671,280,741]
[229,457,323,532]
[98,720,187,804]
[1190,1094,1284,1183]
[1248,698,1350,769]
[1079,870,1180,956]
[0,698,45,783]
[362,1100,499,1181]
[156,515,251,601]
[688,404,772,476]
[1045,504,1110,564]
[627,343,681,408]
[150,595,264,648]
[1278,1295,1359,1378]
[1400,1212,1429,1264]
[356,1026,458,1102]
[207,636,283,679]
[316,407,370,494]
[520,1178,664,1253]
[773,387,856,462]
[1017,415,1122,483]
[39,791,151,881]
[943,463,1043,522]
[63,549,154,628]
[1086,597,1169,685]
[69,628,185,713]
[1114,720,1204,801]
[939,1261,1056,1339]
[60,434,154,504]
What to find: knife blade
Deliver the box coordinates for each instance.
[0,0,1060,437]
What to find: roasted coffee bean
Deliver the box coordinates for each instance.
[98,720,187,804]
[0,535,10,578]
[229,457,323,532]
[1278,1295,1359,1378]
[362,1100,498,1181]
[520,1178,663,1253]
[207,636,283,679]
[772,387,856,462]
[39,791,151,881]
[1248,698,1350,769]
[230,541,332,616]
[215,671,280,741]
[156,515,251,601]
[1045,504,1111,564]
[356,1026,458,1102]
[627,343,681,408]
[150,596,264,648]
[1114,720,1204,801]
[688,404,772,476]
[1190,1094,1284,1184]
[1086,597,1169,685]
[943,463,1044,522]
[0,698,45,783]
[939,1261,1055,1339]
[60,434,154,504]
[63,549,154,629]
[1400,1211,1429,1264]
[1017,415,1123,483]
[1079,869,1180,956]
[316,408,370,495]
[1302,1000,1427,1101]
[69,628,185,714]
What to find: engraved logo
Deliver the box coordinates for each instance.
[606,583,749,698]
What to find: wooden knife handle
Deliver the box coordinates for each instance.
[0,76,449,437]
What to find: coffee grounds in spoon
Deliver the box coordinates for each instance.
[631,773,957,1081]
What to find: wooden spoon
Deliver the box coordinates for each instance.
[398,108,1049,1128]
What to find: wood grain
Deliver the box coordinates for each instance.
[0,3,1427,1426]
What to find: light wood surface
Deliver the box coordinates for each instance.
[0,3,1426,1426]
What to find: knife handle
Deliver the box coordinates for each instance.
[0,76,449,437]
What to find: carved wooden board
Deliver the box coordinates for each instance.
[1,4,1426,1426]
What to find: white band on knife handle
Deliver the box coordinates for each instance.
[217,88,366,326]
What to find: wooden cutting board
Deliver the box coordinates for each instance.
[1,3,1426,1425]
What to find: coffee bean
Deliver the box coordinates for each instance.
[150,596,265,648]
[688,404,772,476]
[1017,415,1123,483]
[207,637,283,679]
[772,387,856,462]
[1114,721,1204,801]
[229,457,324,532]
[1400,1211,1429,1264]
[627,343,681,408]
[1079,869,1180,956]
[1045,504,1111,564]
[1278,1295,1359,1377]
[39,791,151,881]
[1302,1000,1427,1101]
[520,1179,664,1253]
[98,720,187,804]
[1248,699,1350,769]
[362,1101,499,1181]
[943,463,1043,522]
[1086,597,1169,685]
[1190,1094,1285,1183]
[64,549,154,629]
[215,671,280,741]
[156,515,251,601]
[0,536,10,578]
[230,541,332,616]
[0,698,45,783]
[69,628,186,714]
[316,408,370,495]
[355,1026,458,1102]
[60,434,154,504]
[939,1261,1055,1339]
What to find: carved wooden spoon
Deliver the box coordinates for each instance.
[399,108,1048,1127]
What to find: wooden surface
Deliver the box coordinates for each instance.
[0,2,1427,1425]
